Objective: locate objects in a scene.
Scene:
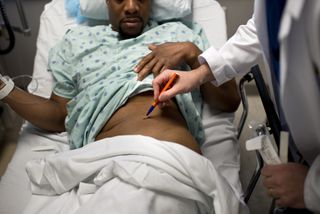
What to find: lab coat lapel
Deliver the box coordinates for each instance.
[279,0,305,39]
[254,0,278,111]
[279,0,306,88]
[255,0,270,64]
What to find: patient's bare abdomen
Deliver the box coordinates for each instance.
[95,91,200,153]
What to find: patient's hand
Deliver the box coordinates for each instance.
[135,42,201,81]
[261,163,308,209]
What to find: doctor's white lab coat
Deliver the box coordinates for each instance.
[199,0,320,212]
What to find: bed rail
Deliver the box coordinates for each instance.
[237,65,281,204]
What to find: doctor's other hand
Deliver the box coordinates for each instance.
[261,163,308,209]
[152,63,214,102]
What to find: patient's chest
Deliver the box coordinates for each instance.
[67,22,195,92]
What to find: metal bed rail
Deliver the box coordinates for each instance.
[237,65,282,204]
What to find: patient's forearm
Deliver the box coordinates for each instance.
[183,42,202,69]
[2,87,67,132]
[183,44,241,112]
[201,79,241,112]
[136,41,240,112]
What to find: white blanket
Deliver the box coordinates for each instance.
[23,135,247,214]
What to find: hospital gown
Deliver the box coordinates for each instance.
[48,20,210,149]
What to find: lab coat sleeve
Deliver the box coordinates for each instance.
[198,18,262,86]
[304,155,320,213]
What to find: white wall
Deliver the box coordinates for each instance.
[218,0,268,86]
[217,0,254,38]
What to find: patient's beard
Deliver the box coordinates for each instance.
[118,27,143,39]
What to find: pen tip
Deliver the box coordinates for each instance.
[146,106,155,117]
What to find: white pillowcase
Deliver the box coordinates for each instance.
[79,0,192,21]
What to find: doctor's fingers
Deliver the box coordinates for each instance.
[262,163,308,186]
[262,174,281,188]
[158,85,182,102]
[152,69,176,99]
[158,74,194,101]
[267,187,282,198]
[275,193,306,209]
[261,164,279,176]
[157,100,171,109]
[275,196,290,208]
[268,190,295,210]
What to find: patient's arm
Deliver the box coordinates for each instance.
[1,83,68,132]
[201,78,240,112]
[135,42,240,112]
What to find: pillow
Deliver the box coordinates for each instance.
[79,0,192,21]
[65,0,87,23]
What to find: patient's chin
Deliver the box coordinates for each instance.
[119,26,143,39]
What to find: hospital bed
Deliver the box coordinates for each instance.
[238,65,277,204]
[0,0,246,213]
[238,66,298,213]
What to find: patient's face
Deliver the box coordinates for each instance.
[107,0,151,39]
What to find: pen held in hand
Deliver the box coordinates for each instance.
[145,73,179,117]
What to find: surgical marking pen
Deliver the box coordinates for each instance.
[145,73,179,117]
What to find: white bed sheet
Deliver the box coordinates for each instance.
[0,0,242,213]
[23,135,244,214]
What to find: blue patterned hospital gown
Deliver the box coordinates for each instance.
[48,20,210,149]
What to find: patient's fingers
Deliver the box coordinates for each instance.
[148,44,157,50]
[135,43,156,72]
[152,62,165,77]
[134,52,154,73]
[137,58,158,80]
[160,66,168,74]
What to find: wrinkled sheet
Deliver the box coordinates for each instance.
[23,135,247,214]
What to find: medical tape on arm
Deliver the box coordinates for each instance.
[0,75,15,100]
